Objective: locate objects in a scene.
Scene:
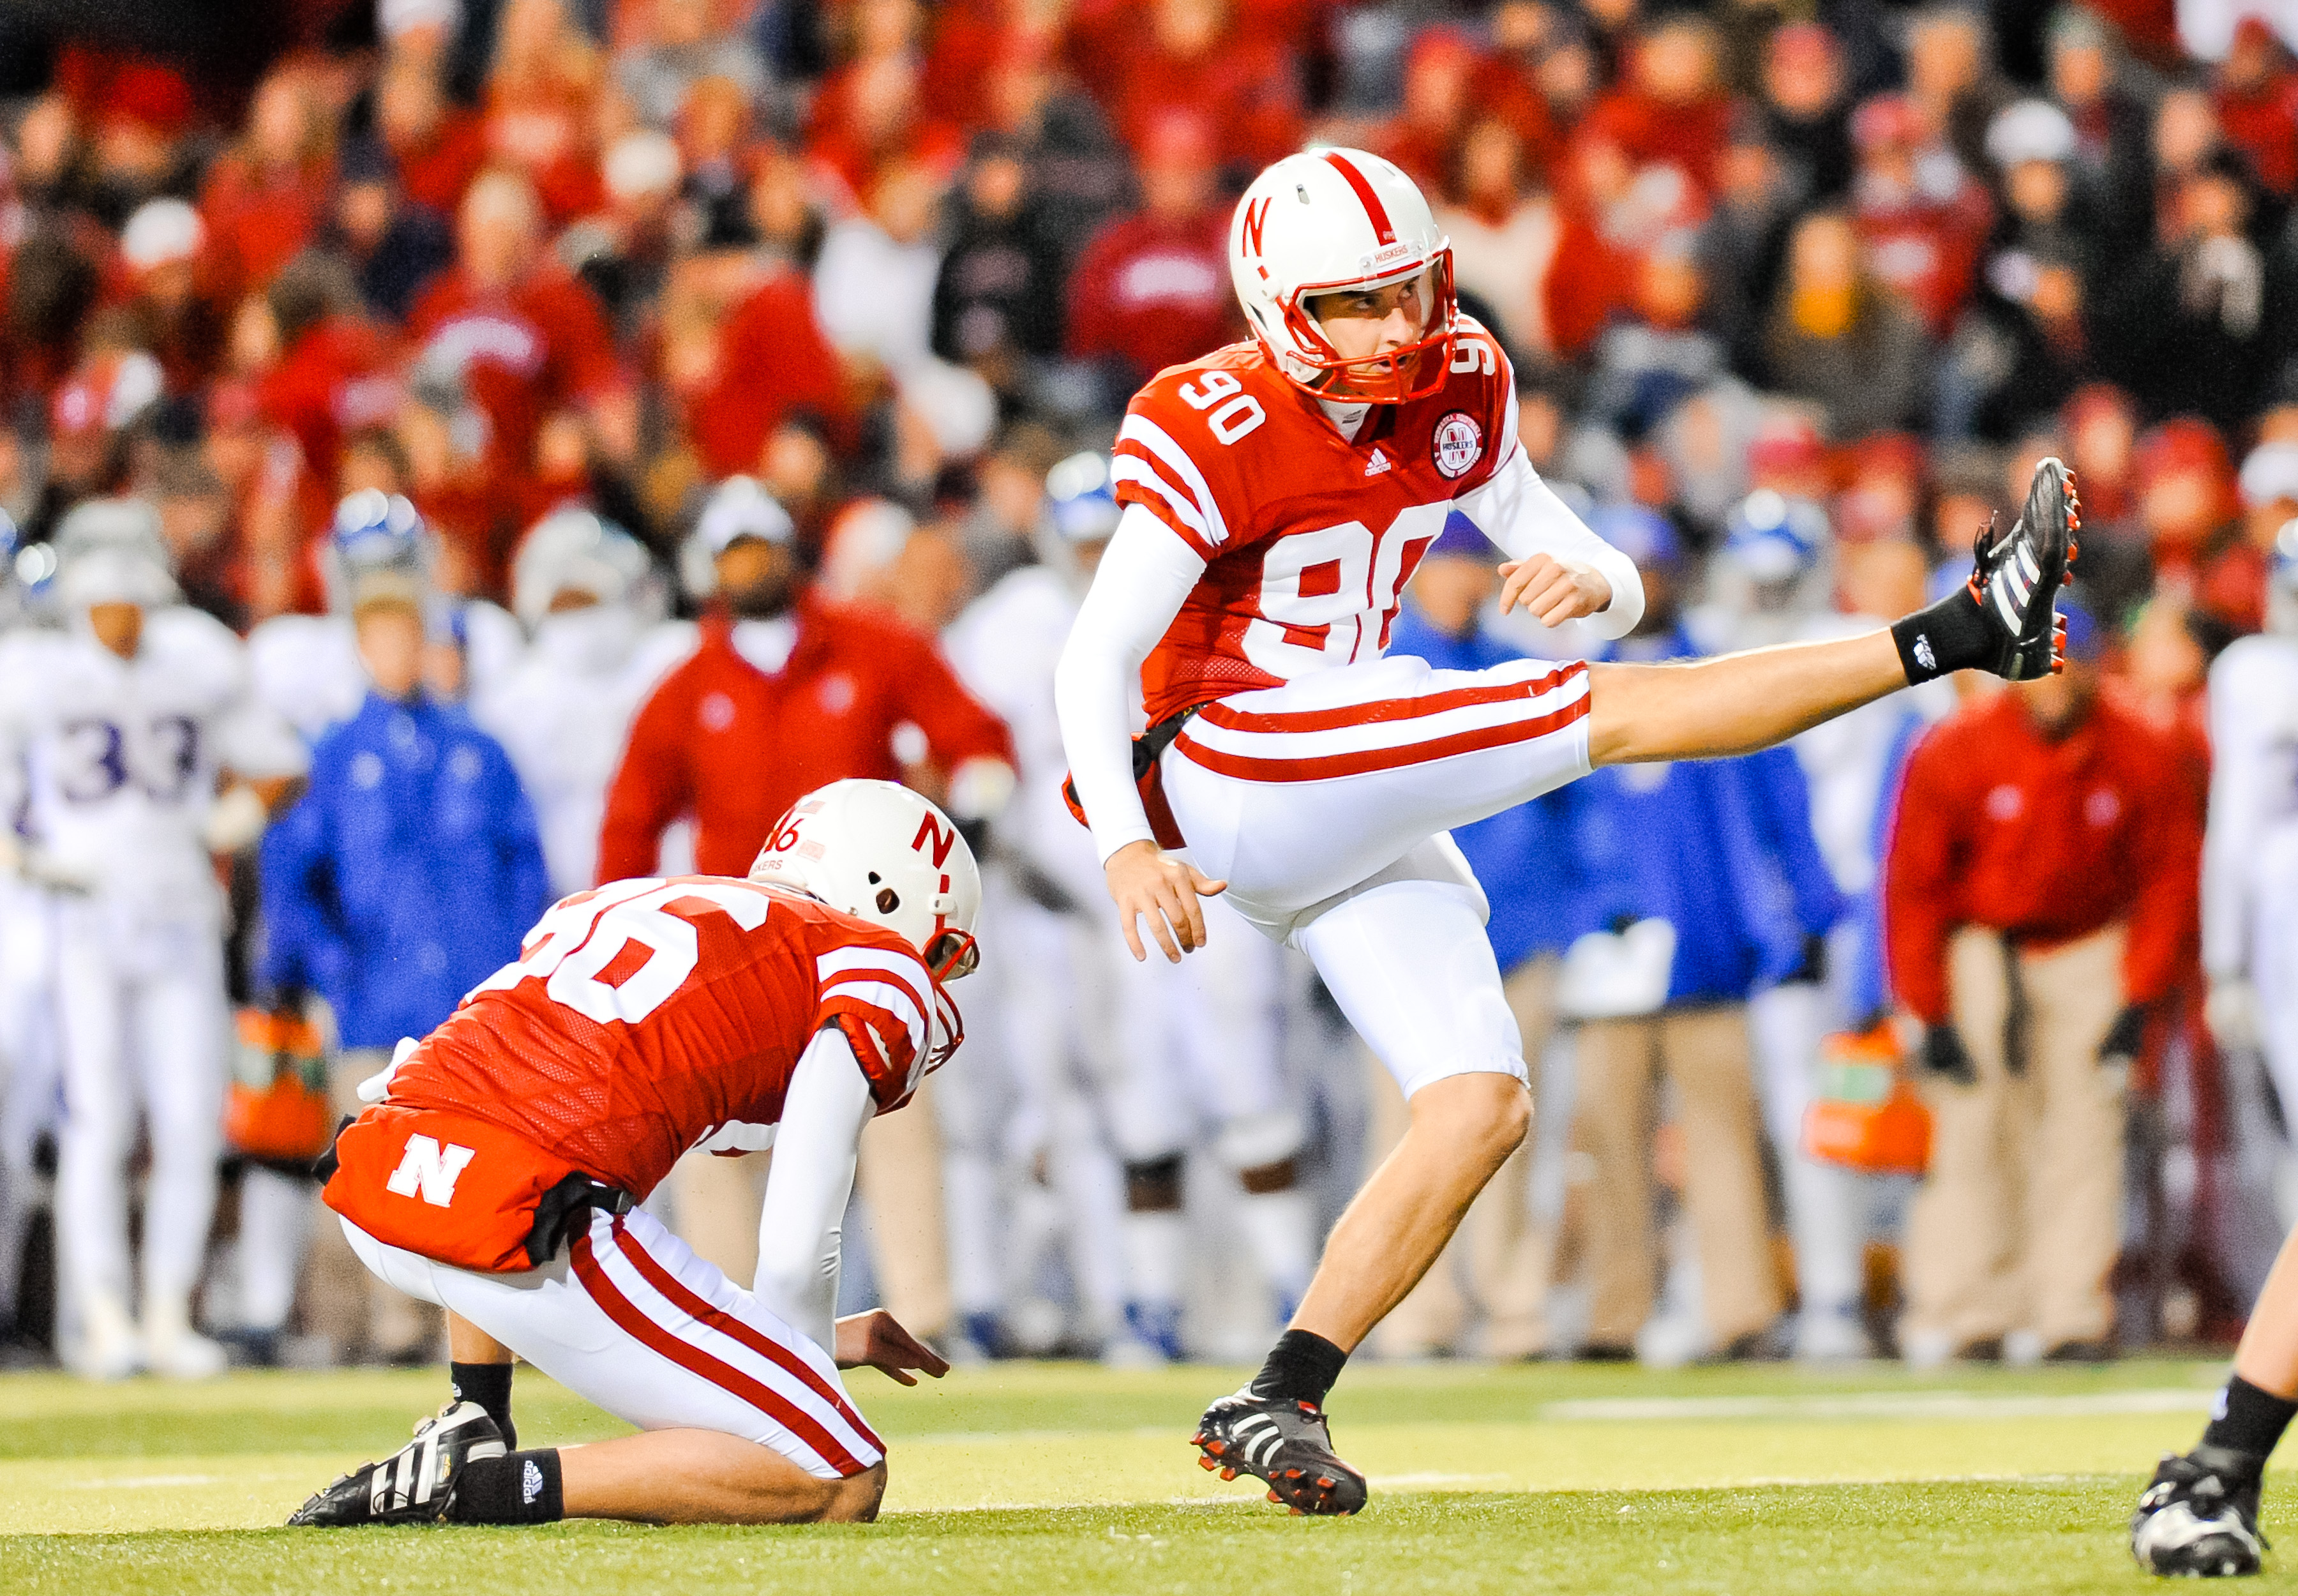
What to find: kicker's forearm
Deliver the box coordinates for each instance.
[1585,631,1907,766]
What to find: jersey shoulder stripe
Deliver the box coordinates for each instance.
[1115,412,1229,550]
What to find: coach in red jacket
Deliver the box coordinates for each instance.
[1884,601,2200,1364]
[597,477,1015,883]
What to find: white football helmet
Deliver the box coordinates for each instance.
[511,509,656,629]
[54,497,177,608]
[749,779,982,981]
[1229,146,1457,403]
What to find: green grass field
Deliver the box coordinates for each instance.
[5,1357,2287,1593]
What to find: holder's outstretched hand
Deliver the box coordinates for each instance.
[834,1310,950,1385]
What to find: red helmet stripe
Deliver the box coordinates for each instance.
[1321,151,1396,246]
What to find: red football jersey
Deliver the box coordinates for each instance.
[381,877,962,1201]
[1111,318,1520,722]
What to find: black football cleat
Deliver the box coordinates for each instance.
[1192,1390,1369,1517]
[289,1400,505,1526]
[1968,456,2080,681]
[2131,1447,2266,1577]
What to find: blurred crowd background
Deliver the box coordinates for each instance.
[0,0,2295,1378]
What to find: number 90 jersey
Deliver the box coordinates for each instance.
[382,877,963,1201]
[1114,318,1519,723]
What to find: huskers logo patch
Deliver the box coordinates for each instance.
[1432,412,1483,479]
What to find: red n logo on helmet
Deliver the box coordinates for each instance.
[912,813,956,868]
[1240,197,1272,258]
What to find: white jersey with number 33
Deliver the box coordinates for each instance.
[0,609,304,922]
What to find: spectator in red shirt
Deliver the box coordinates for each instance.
[677,253,849,480]
[807,54,966,216]
[200,70,337,301]
[377,56,490,220]
[1579,14,1735,199]
[2136,416,2270,635]
[1063,112,1238,400]
[601,476,1013,884]
[1849,94,1993,341]
[114,199,227,396]
[1094,0,1305,174]
[2213,15,2298,199]
[257,253,403,504]
[1884,600,2202,1362]
[407,169,633,511]
[1373,29,1483,197]
[483,0,607,225]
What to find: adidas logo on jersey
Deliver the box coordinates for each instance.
[1364,448,1392,477]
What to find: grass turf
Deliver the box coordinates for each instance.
[4,1358,2289,1592]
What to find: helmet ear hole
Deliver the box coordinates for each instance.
[876,887,900,914]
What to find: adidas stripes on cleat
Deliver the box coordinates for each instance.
[2131,1447,2267,1577]
[288,1400,506,1526]
[1974,455,2080,681]
[1891,456,2079,684]
[1192,1389,1369,1517]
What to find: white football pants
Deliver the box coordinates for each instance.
[349,1208,882,1480]
[1160,652,1591,1096]
[54,901,229,1311]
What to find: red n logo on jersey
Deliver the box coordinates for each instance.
[1240,197,1271,258]
[912,813,956,868]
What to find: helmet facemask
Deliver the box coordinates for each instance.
[1275,253,1459,405]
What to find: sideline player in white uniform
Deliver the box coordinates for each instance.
[2203,523,2298,1186]
[1055,147,2078,1513]
[473,511,694,898]
[941,460,1129,1357]
[947,456,1312,1362]
[0,501,306,1378]
[248,491,524,744]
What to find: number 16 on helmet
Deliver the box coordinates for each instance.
[749,779,983,981]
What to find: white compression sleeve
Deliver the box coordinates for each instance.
[1454,450,1646,641]
[752,1025,875,1353]
[1053,502,1208,862]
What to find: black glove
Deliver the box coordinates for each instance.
[2098,1003,2149,1065]
[1920,1023,1978,1085]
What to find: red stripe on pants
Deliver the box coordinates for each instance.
[610,1218,885,1454]
[1195,662,1588,735]
[569,1227,867,1475]
[1178,693,1591,783]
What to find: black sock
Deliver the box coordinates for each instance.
[2202,1376,2297,1466]
[447,1449,564,1524]
[1247,1329,1348,1408]
[451,1362,517,1452]
[1889,585,1995,684]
